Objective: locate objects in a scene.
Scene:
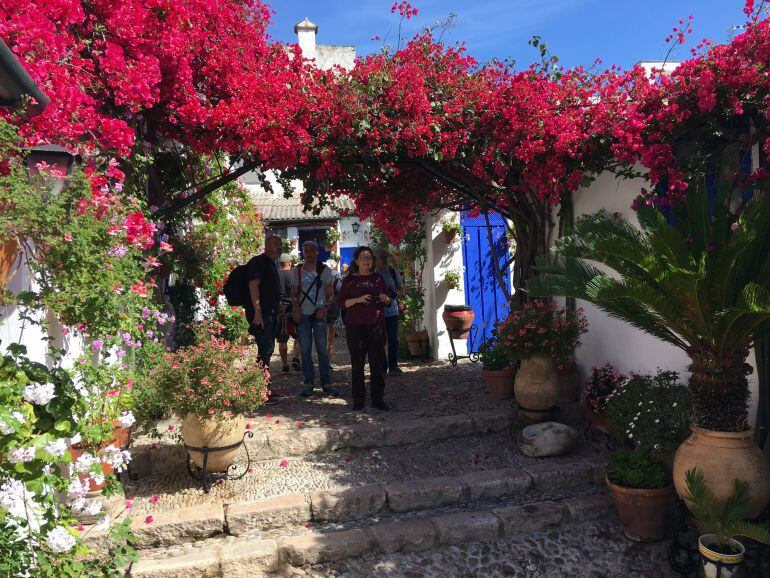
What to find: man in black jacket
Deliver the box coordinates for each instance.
[245,235,282,368]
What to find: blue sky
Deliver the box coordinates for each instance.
[267,1,748,69]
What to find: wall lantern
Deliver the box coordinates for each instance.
[351,221,360,234]
[24,144,80,195]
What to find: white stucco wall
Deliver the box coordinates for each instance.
[571,171,759,426]
[337,217,371,250]
[423,211,468,361]
[1,245,85,369]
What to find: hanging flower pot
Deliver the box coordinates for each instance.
[182,413,245,473]
[442,305,475,339]
[514,353,559,421]
[0,238,19,288]
[443,230,457,244]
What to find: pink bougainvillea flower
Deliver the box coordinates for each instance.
[144,516,154,524]
[148,495,159,504]
[125,499,133,509]
[247,467,254,473]
[265,413,273,419]
[279,459,288,467]
[274,419,280,424]
[150,443,157,450]
[167,424,175,432]
[344,455,353,462]
[245,423,252,430]
[295,421,304,428]
[159,241,173,253]
[304,523,313,529]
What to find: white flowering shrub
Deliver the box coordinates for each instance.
[0,344,136,577]
[604,369,693,453]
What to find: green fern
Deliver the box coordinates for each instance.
[683,467,770,550]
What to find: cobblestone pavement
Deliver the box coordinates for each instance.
[301,520,677,578]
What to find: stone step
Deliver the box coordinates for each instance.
[130,408,519,478]
[103,454,606,554]
[127,491,615,577]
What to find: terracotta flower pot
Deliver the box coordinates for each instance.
[557,363,581,403]
[514,353,559,421]
[606,477,673,542]
[482,366,516,400]
[405,330,429,357]
[0,238,19,288]
[182,413,245,473]
[698,534,745,578]
[67,422,131,492]
[673,425,770,519]
[442,305,475,339]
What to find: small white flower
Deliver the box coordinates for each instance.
[118,410,136,428]
[672,402,678,407]
[648,400,654,404]
[628,433,634,439]
[74,452,98,474]
[45,438,68,457]
[22,382,56,405]
[638,401,643,406]
[11,411,24,423]
[9,446,36,463]
[654,419,660,424]
[68,433,82,446]
[94,514,111,532]
[67,477,90,501]
[45,526,76,553]
[0,421,13,435]
[82,500,102,517]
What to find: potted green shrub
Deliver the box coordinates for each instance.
[683,468,770,578]
[496,300,588,420]
[442,269,462,291]
[149,322,269,472]
[604,369,692,469]
[529,179,770,515]
[606,448,673,542]
[582,364,625,434]
[479,331,515,400]
[323,227,341,250]
[440,216,462,243]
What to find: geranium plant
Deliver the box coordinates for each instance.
[440,216,462,239]
[443,269,462,290]
[0,344,136,576]
[604,370,692,453]
[607,448,669,490]
[496,300,588,368]
[323,227,341,247]
[582,363,625,413]
[478,331,510,371]
[148,322,269,419]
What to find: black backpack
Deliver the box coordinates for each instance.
[224,264,250,306]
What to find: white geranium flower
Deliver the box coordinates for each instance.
[0,420,13,435]
[94,514,111,532]
[45,526,76,553]
[73,452,98,473]
[22,382,56,405]
[9,446,36,463]
[67,477,90,501]
[82,500,102,517]
[45,438,68,457]
[118,410,136,428]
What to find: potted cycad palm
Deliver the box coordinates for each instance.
[528,177,770,516]
[683,468,770,578]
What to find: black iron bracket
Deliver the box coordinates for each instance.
[447,324,480,366]
[185,430,254,493]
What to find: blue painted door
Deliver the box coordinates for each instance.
[461,212,511,348]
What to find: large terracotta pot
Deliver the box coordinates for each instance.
[514,354,559,421]
[606,478,673,542]
[182,413,245,473]
[405,330,429,357]
[557,363,581,403]
[442,305,475,339]
[482,366,516,400]
[673,425,770,519]
[698,534,745,578]
[0,238,19,288]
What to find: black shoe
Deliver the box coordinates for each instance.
[352,402,365,411]
[291,358,301,371]
[388,366,404,375]
[281,365,290,373]
[372,400,390,411]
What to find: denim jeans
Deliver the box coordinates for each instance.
[248,310,278,368]
[384,315,400,370]
[297,313,330,386]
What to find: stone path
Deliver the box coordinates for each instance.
[118,334,687,577]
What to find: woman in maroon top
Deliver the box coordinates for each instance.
[338,246,393,411]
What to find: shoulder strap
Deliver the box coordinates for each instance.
[298,263,325,306]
